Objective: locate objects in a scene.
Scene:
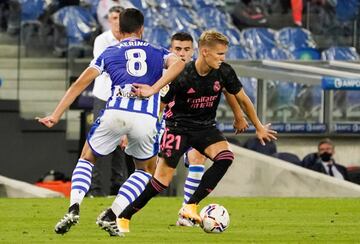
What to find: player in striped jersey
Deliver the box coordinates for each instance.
[37,8,185,236]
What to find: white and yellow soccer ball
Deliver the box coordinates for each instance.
[199,204,230,233]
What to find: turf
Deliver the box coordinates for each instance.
[1,197,360,243]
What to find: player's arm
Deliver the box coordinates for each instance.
[234,89,277,145]
[223,90,249,134]
[132,55,185,98]
[37,67,100,128]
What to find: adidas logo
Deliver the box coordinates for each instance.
[187,88,196,94]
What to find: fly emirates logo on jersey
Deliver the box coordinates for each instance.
[187,95,218,109]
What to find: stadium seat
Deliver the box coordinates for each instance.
[197,6,232,29]
[273,152,302,165]
[301,152,318,168]
[275,27,316,52]
[52,6,97,46]
[51,6,98,56]
[241,28,277,59]
[226,45,250,60]
[191,0,224,10]
[143,25,171,48]
[321,46,360,61]
[165,7,200,30]
[243,137,277,156]
[292,47,321,60]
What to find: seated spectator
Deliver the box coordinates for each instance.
[309,138,348,180]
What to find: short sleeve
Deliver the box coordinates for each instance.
[89,48,108,74]
[221,63,243,95]
[161,80,178,104]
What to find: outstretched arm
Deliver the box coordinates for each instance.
[223,90,249,134]
[132,55,185,98]
[37,67,100,128]
[234,89,277,145]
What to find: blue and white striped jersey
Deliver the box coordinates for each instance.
[90,38,170,118]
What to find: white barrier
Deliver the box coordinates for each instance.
[0,175,64,198]
[211,144,360,197]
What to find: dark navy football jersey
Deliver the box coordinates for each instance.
[162,61,242,129]
[91,38,170,118]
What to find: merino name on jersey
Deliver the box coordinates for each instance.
[117,40,149,48]
[90,38,170,118]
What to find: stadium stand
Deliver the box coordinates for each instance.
[322,46,360,120]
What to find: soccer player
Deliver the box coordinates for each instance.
[166,32,249,227]
[89,5,131,197]
[37,8,185,236]
[113,30,277,235]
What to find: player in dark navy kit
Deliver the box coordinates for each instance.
[115,30,277,235]
[37,8,185,236]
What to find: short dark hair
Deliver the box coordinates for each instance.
[120,8,144,34]
[171,32,193,43]
[318,138,334,149]
[109,6,124,14]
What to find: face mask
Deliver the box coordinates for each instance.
[320,152,332,162]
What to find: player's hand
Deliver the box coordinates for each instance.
[255,123,277,145]
[233,117,249,134]
[131,83,156,98]
[36,115,59,128]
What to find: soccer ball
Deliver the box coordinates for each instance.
[199,204,230,233]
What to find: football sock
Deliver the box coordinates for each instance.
[70,159,94,207]
[183,165,205,204]
[111,170,152,217]
[187,150,233,205]
[119,177,167,220]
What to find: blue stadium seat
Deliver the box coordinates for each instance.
[276,27,316,52]
[128,0,147,10]
[52,6,97,52]
[18,0,45,22]
[143,25,171,48]
[273,152,301,165]
[292,47,321,60]
[191,0,223,10]
[165,7,200,30]
[256,47,290,60]
[197,7,232,29]
[321,46,360,61]
[336,0,360,22]
[158,0,186,8]
[241,28,277,59]
[226,45,250,60]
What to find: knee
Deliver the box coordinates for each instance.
[213,150,234,168]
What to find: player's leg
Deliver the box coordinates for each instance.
[179,128,233,223]
[177,149,206,226]
[96,112,161,236]
[116,128,188,225]
[87,98,106,197]
[55,141,97,234]
[183,149,206,204]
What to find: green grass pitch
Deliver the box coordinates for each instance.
[1,197,360,243]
